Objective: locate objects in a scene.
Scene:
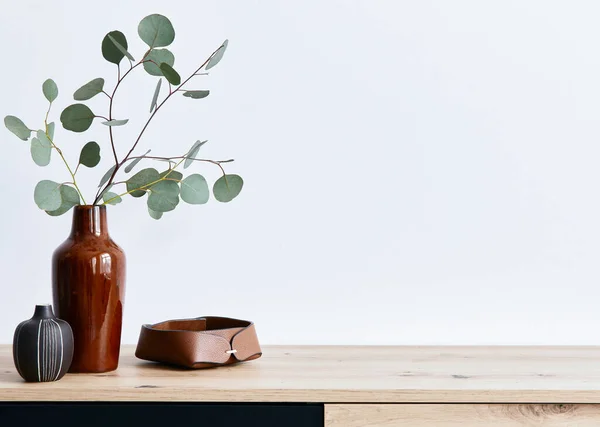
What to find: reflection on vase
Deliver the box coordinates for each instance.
[52,205,126,373]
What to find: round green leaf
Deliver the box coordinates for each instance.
[79,141,101,168]
[74,78,105,101]
[4,115,31,141]
[184,140,207,169]
[159,169,183,181]
[213,174,243,203]
[127,168,160,197]
[102,119,129,126]
[103,191,122,205]
[206,40,229,70]
[46,185,80,217]
[181,174,209,205]
[34,180,62,211]
[47,122,55,140]
[60,104,95,133]
[147,180,180,212]
[30,131,52,166]
[42,79,58,103]
[159,63,180,85]
[143,49,174,76]
[138,14,175,48]
[148,206,163,220]
[102,31,128,64]
[183,90,210,99]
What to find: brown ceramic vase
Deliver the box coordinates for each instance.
[51,205,126,373]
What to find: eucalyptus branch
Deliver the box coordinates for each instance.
[108,62,143,162]
[130,154,234,166]
[44,121,86,204]
[4,14,242,217]
[95,43,225,204]
[93,61,147,205]
[101,158,185,205]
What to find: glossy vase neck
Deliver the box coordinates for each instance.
[33,305,55,319]
[70,205,109,239]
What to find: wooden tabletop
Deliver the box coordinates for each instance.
[2,345,600,402]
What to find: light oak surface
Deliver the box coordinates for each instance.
[1,345,600,402]
[325,404,600,426]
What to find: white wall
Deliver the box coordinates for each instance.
[1,0,600,345]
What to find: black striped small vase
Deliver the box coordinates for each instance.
[13,305,74,382]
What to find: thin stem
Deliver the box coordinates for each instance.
[95,61,146,205]
[95,44,224,204]
[102,158,185,205]
[128,154,233,173]
[102,90,111,99]
[130,155,234,163]
[96,115,110,121]
[44,122,86,204]
[74,163,80,175]
[44,102,52,124]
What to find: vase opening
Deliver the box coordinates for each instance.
[71,205,108,238]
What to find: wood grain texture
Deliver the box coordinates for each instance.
[325,404,600,426]
[2,345,600,402]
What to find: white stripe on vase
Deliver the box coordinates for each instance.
[50,320,56,380]
[50,319,63,381]
[36,319,42,382]
[50,319,57,380]
[43,320,48,382]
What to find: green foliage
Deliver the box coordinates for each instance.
[30,130,52,166]
[102,31,128,64]
[150,79,162,112]
[159,169,183,181]
[108,33,135,61]
[98,165,116,188]
[103,191,122,205]
[34,180,62,211]
[79,141,101,167]
[42,79,58,103]
[47,122,55,140]
[184,140,206,168]
[46,185,80,216]
[206,40,228,70]
[183,90,210,99]
[213,174,243,202]
[181,174,209,204]
[159,63,181,85]
[148,206,163,220]
[60,104,95,132]
[10,14,241,218]
[127,167,159,197]
[147,180,180,212]
[74,78,105,100]
[102,119,129,126]
[124,149,151,173]
[143,49,174,76]
[4,116,31,141]
[138,14,175,48]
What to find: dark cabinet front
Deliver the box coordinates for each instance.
[0,403,324,427]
